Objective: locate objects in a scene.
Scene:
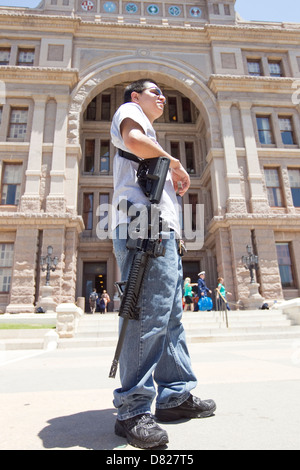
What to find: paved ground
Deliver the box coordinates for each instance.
[1,338,300,451]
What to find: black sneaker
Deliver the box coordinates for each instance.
[155,394,216,422]
[115,413,169,449]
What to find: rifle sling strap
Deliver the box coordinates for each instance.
[118,148,142,164]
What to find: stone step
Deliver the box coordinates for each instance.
[0,338,45,350]
[76,320,292,337]
[57,326,300,349]
[75,310,291,334]
[0,329,57,351]
[77,310,287,326]
[0,329,54,339]
[55,309,300,348]
[187,326,300,343]
[1,309,299,350]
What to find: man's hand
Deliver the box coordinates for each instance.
[120,118,191,197]
[171,164,190,197]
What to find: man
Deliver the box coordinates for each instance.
[198,271,212,298]
[89,288,98,314]
[197,271,213,312]
[110,79,216,449]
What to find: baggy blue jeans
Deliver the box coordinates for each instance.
[112,225,197,420]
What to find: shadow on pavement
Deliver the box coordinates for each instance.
[38,408,128,450]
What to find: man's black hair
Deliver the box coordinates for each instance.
[123,78,158,103]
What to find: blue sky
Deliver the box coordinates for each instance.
[0,0,299,23]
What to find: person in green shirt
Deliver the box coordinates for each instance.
[216,277,232,311]
[183,277,197,311]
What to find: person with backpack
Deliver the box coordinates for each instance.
[98,295,106,314]
[89,288,98,314]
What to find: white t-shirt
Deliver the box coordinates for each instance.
[110,102,181,236]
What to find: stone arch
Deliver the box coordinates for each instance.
[68,57,221,148]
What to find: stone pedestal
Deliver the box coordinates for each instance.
[56,303,83,338]
[243,283,265,310]
[280,298,300,325]
[39,285,57,313]
[76,297,85,311]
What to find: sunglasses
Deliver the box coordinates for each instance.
[143,86,166,103]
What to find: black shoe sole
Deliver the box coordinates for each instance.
[155,403,217,422]
[115,420,169,449]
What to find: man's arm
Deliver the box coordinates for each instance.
[120,118,190,196]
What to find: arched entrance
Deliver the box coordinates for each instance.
[70,61,221,308]
[68,58,220,147]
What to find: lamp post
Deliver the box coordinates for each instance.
[242,244,259,284]
[40,246,59,286]
[241,244,264,309]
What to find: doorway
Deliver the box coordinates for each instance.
[182,261,200,286]
[83,262,107,312]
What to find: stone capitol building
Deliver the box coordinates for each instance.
[0,0,300,313]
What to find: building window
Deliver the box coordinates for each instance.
[0,48,10,65]
[168,97,178,122]
[188,194,198,231]
[83,193,93,230]
[247,59,262,76]
[170,141,180,161]
[0,243,13,292]
[99,193,109,232]
[279,117,295,145]
[288,169,300,207]
[185,142,195,175]
[1,163,22,205]
[256,116,274,145]
[182,97,192,123]
[213,3,220,14]
[276,243,295,288]
[100,140,110,173]
[8,108,28,140]
[268,60,283,77]
[84,139,95,173]
[17,49,35,66]
[85,98,96,121]
[264,168,283,207]
[101,94,111,121]
[224,4,231,15]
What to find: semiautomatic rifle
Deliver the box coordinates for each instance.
[109,156,170,378]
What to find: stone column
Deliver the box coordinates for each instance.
[254,229,284,301]
[0,103,10,142]
[229,226,252,304]
[210,155,226,215]
[6,227,39,313]
[281,165,296,214]
[215,227,236,300]
[239,102,270,214]
[61,227,78,303]
[20,96,46,213]
[218,102,247,214]
[46,96,69,213]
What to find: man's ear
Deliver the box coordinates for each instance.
[131,91,139,104]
